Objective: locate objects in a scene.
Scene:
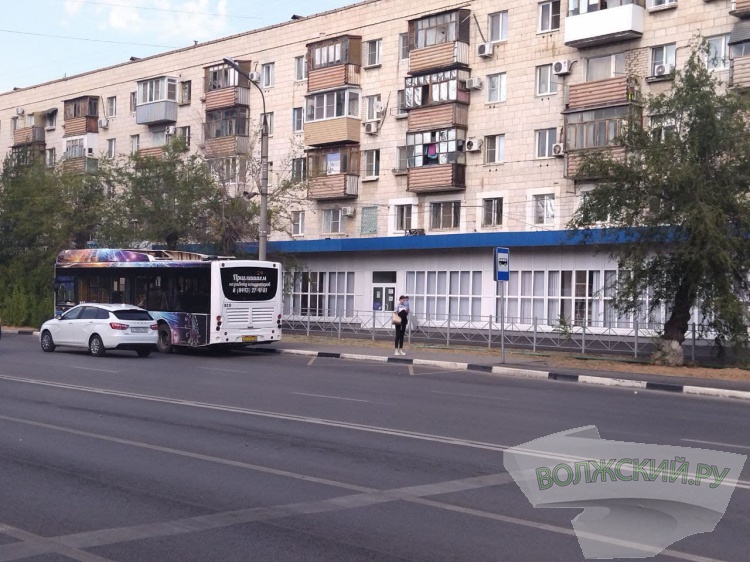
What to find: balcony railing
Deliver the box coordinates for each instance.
[731,0,750,18]
[305,117,361,146]
[730,55,750,88]
[307,174,358,200]
[407,164,466,193]
[565,2,645,48]
[136,100,178,125]
[13,126,45,146]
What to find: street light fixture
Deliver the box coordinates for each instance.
[223,57,269,261]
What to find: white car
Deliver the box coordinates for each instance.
[40,303,158,357]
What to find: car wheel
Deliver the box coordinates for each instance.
[136,348,152,358]
[40,330,56,352]
[89,334,106,357]
[157,325,173,354]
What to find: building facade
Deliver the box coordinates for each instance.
[1,0,746,330]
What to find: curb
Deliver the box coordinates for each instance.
[258,347,750,402]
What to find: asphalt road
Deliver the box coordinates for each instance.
[0,334,748,561]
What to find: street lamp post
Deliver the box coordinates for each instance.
[223,57,269,261]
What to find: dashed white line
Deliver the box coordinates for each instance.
[71,366,119,374]
[291,392,370,403]
[197,367,245,374]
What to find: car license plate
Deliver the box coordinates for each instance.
[242,335,258,342]
[131,327,148,333]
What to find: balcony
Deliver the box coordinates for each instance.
[204,87,251,111]
[136,100,178,125]
[407,164,465,194]
[61,156,99,174]
[407,104,468,132]
[564,2,645,48]
[731,0,750,18]
[565,147,625,179]
[63,116,98,137]
[203,136,250,158]
[137,146,166,159]
[565,76,641,111]
[730,56,750,89]
[305,117,360,147]
[13,126,45,146]
[408,42,469,75]
[308,64,361,93]
[307,174,358,200]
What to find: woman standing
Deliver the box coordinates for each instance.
[394,295,409,355]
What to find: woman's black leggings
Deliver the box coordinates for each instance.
[395,323,407,348]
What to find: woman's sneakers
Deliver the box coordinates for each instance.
[394,349,406,356]
[394,349,400,356]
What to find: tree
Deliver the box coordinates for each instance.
[568,40,750,365]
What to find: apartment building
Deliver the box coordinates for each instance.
[1,0,746,328]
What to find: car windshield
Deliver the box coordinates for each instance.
[113,309,153,321]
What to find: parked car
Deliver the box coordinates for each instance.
[40,304,158,357]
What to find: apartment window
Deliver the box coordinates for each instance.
[364,39,382,67]
[106,139,116,158]
[137,77,177,104]
[399,33,410,60]
[482,197,503,227]
[294,55,307,81]
[404,69,470,108]
[407,128,467,167]
[206,63,238,91]
[177,126,191,146]
[152,129,167,146]
[650,44,676,76]
[130,134,140,154]
[731,40,750,58]
[566,106,629,150]
[305,89,360,122]
[488,11,508,43]
[312,41,343,69]
[650,115,676,142]
[206,107,249,138]
[309,146,360,176]
[396,146,407,172]
[45,148,56,167]
[487,73,506,102]
[129,92,137,112]
[45,110,57,129]
[365,95,382,121]
[180,81,192,103]
[361,206,378,235]
[64,97,98,119]
[261,63,275,88]
[364,149,380,178]
[414,11,465,49]
[396,205,412,231]
[261,112,274,135]
[292,158,307,182]
[106,96,117,117]
[10,117,17,133]
[292,211,305,235]
[707,35,730,70]
[66,138,84,159]
[210,157,238,184]
[431,201,461,230]
[323,209,342,233]
[533,194,555,225]
[586,53,625,81]
[536,64,557,95]
[292,107,304,132]
[485,134,505,164]
[536,128,557,158]
[539,1,560,33]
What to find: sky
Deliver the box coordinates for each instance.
[0,0,356,94]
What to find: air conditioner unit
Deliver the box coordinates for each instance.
[341,206,355,217]
[98,118,109,129]
[364,121,379,135]
[476,43,494,58]
[465,137,483,152]
[551,143,565,157]
[552,60,571,76]
[247,71,262,83]
[465,77,483,90]
[165,125,177,135]
[15,107,25,116]
[653,64,674,77]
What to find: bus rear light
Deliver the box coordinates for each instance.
[110,323,129,330]
[277,314,282,319]
[216,315,222,322]
[150,324,158,330]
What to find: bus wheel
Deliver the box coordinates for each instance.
[157,325,173,354]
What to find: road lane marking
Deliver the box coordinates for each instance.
[307,356,316,366]
[408,365,414,376]
[291,392,369,403]
[196,367,246,374]
[682,439,750,451]
[71,366,119,374]
[0,522,115,562]
[431,390,511,402]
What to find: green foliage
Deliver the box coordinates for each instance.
[569,39,750,350]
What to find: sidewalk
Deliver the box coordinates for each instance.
[254,335,750,400]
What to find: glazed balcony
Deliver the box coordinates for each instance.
[204,87,251,111]
[307,174,358,200]
[305,117,360,147]
[407,164,465,194]
[62,116,98,137]
[565,76,641,111]
[408,42,469,75]
[731,0,750,18]
[407,103,468,132]
[564,2,645,48]
[13,126,45,146]
[565,147,625,179]
[306,35,362,93]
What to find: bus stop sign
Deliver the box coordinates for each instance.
[495,247,510,282]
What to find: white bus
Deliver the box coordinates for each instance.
[53,249,282,352]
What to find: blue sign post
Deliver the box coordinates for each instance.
[495,247,509,363]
